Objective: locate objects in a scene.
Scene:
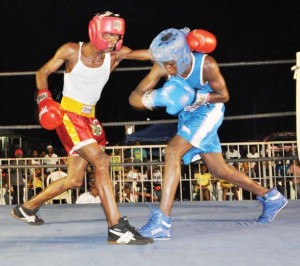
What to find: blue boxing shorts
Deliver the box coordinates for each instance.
[177,102,225,165]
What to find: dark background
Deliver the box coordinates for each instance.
[0,0,299,147]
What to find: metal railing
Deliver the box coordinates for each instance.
[0,141,299,205]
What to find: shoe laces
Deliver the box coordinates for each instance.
[22,205,40,216]
[127,223,139,235]
[146,202,160,214]
[139,204,161,231]
[121,217,140,235]
[257,195,281,215]
[257,195,270,209]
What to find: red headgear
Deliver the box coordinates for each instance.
[88,11,125,51]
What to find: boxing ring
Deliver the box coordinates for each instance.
[1,202,300,266]
[1,55,300,265]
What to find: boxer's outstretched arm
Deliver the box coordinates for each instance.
[111,46,153,71]
[117,47,153,61]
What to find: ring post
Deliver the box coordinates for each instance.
[292,52,300,161]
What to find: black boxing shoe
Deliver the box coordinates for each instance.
[107,216,154,245]
[11,205,44,225]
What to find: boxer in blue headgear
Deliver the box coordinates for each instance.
[128,26,288,241]
[149,28,192,76]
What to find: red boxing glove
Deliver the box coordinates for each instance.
[186,29,217,53]
[37,89,64,130]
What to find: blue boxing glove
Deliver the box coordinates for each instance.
[141,76,195,115]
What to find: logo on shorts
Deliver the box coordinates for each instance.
[91,120,102,136]
[182,125,191,135]
[81,105,93,114]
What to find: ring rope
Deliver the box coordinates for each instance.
[0,59,296,77]
[0,111,296,130]
[0,58,296,133]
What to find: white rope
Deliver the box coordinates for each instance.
[0,57,296,146]
[0,59,296,77]
[0,111,296,130]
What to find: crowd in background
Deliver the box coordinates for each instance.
[1,140,299,205]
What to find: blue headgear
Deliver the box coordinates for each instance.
[149,28,192,76]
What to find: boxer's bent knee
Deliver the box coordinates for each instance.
[67,178,83,189]
[93,152,110,169]
[164,145,182,161]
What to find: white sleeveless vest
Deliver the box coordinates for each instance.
[63,42,110,105]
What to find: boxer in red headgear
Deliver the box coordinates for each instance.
[89,11,125,51]
[12,11,153,246]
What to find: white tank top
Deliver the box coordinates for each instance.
[63,42,110,105]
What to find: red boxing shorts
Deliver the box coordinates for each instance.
[56,111,106,156]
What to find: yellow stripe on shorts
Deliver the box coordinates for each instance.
[61,96,95,117]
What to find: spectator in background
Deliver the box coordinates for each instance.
[31,149,40,160]
[240,161,255,200]
[28,149,41,176]
[46,167,69,204]
[130,140,148,163]
[220,180,240,200]
[219,163,240,201]
[288,160,300,199]
[139,165,149,181]
[9,149,26,204]
[2,170,12,205]
[150,166,163,201]
[223,148,241,200]
[124,140,148,173]
[193,164,212,201]
[40,150,47,158]
[109,142,124,179]
[112,141,124,158]
[43,145,59,174]
[27,167,44,200]
[225,145,241,166]
[76,178,101,204]
[246,145,260,177]
[126,166,141,180]
[239,145,248,158]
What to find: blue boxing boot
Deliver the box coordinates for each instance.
[138,205,172,240]
[256,188,288,223]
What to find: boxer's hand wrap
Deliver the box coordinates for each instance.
[141,90,155,110]
[36,89,52,104]
[193,91,211,106]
